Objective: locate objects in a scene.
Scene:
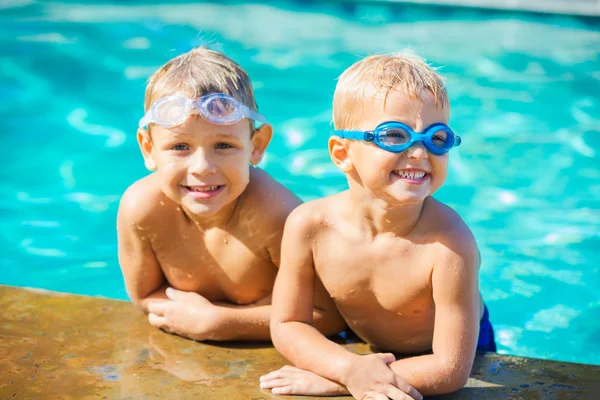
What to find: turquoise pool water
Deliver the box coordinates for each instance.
[2,0,599,365]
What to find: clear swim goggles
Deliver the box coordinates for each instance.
[333,121,461,155]
[139,93,267,129]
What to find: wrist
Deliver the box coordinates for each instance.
[190,304,231,341]
[336,353,361,385]
[209,305,233,338]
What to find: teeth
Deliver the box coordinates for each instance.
[396,171,426,180]
[189,186,219,192]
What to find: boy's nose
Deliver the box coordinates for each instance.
[406,142,429,160]
[188,151,217,175]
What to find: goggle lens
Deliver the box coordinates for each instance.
[154,97,189,126]
[379,127,410,146]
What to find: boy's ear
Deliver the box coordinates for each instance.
[137,128,157,171]
[328,136,353,172]
[250,123,273,166]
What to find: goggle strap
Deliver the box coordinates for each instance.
[139,115,149,129]
[245,106,267,123]
[334,130,370,141]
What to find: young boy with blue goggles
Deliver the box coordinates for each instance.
[262,51,495,399]
[117,46,345,342]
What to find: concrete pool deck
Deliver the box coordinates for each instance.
[1,284,599,399]
[343,0,600,17]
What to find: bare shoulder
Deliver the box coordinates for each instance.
[117,173,169,226]
[241,167,302,227]
[422,197,479,269]
[283,191,343,236]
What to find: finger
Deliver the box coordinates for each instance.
[147,301,169,316]
[378,352,396,364]
[260,378,289,389]
[165,287,185,300]
[385,385,418,400]
[271,386,293,395]
[395,378,423,400]
[148,312,169,329]
[259,370,282,382]
[396,380,423,400]
[362,391,388,400]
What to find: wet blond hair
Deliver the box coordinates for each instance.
[144,46,258,131]
[333,51,449,130]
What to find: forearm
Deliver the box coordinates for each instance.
[212,301,345,341]
[271,321,357,385]
[389,354,472,396]
[210,303,272,341]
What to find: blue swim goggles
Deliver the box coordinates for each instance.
[139,93,267,129]
[333,121,461,155]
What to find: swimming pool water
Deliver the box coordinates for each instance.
[1,0,599,365]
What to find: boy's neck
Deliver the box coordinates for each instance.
[181,196,242,232]
[346,190,425,238]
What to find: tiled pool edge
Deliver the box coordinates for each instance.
[338,0,600,17]
[1,284,599,399]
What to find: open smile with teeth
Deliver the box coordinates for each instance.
[393,170,429,180]
[183,185,223,192]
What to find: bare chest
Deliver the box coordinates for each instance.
[150,224,276,304]
[315,235,435,317]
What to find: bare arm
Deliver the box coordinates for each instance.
[270,207,421,400]
[202,278,345,341]
[270,208,357,379]
[388,242,480,396]
[117,189,167,313]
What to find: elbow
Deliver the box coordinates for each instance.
[446,372,470,393]
[438,362,471,394]
[127,289,150,313]
[269,319,287,350]
[131,296,148,313]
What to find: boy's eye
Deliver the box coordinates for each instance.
[432,133,448,147]
[171,143,189,151]
[215,142,234,150]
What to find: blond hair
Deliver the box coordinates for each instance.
[333,51,449,130]
[144,46,258,129]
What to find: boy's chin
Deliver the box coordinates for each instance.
[384,189,429,205]
[182,202,226,217]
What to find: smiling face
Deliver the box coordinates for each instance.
[138,115,271,218]
[333,88,450,205]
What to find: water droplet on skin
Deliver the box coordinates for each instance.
[176,207,181,211]
[223,238,228,244]
[159,201,164,206]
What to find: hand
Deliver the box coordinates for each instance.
[147,287,224,341]
[259,365,348,396]
[343,353,423,400]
